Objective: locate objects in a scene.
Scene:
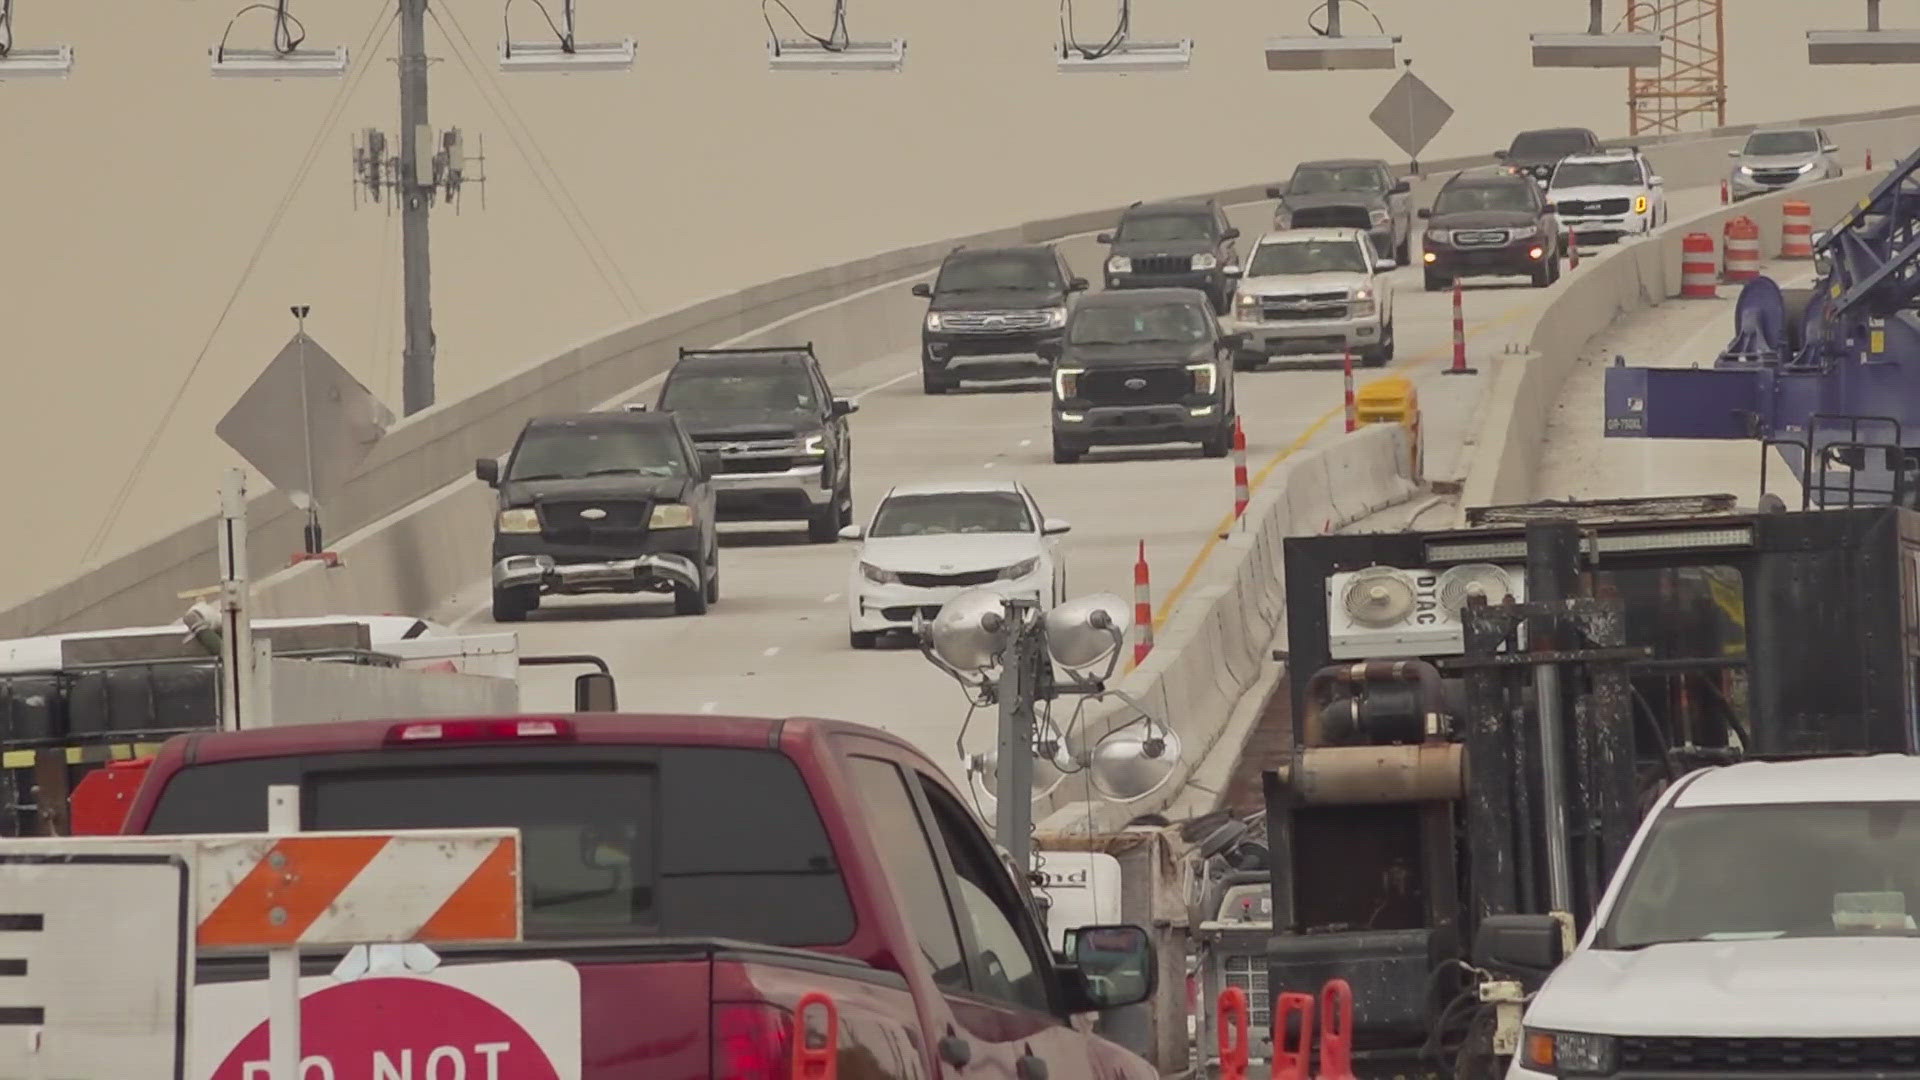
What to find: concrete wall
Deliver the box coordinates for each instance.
[12,105,1920,638]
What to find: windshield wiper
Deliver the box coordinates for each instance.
[584,467,665,478]
[510,472,567,482]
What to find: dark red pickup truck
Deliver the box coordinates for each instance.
[119,713,1164,1080]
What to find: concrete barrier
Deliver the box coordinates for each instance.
[1460,168,1890,510]
[13,105,1920,637]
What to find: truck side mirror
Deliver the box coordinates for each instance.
[1727,148,1741,157]
[1390,179,1411,195]
[912,282,933,298]
[1096,233,1115,245]
[831,398,858,418]
[574,671,618,712]
[475,458,499,486]
[1037,342,1063,362]
[1265,185,1286,199]
[1493,149,1509,160]
[1068,276,1090,293]
[1473,914,1564,978]
[1059,924,1157,1011]
[1222,227,1241,241]
[697,450,723,477]
[1417,207,1433,220]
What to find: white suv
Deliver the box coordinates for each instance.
[1226,228,1395,369]
[1546,150,1666,245]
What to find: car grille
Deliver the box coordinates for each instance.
[1451,229,1511,247]
[937,310,1054,333]
[1556,197,1632,215]
[1620,1035,1920,1074]
[1255,291,1349,322]
[693,436,806,474]
[896,568,1003,588]
[1752,168,1805,185]
[880,604,946,623]
[1126,254,1195,276]
[1287,206,1372,230]
[1079,366,1191,406]
[537,498,650,543]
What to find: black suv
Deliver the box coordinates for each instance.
[1267,159,1413,266]
[1099,199,1242,313]
[913,245,1087,396]
[1496,127,1602,188]
[1418,169,1563,291]
[1042,288,1243,464]
[654,344,856,543]
[475,410,720,622]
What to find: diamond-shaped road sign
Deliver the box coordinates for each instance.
[216,332,393,506]
[1369,71,1453,160]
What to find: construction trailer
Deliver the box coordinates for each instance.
[1262,494,1920,1077]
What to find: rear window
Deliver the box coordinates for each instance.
[140,746,855,946]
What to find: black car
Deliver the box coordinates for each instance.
[1418,169,1563,291]
[1267,159,1413,266]
[913,245,1088,396]
[1496,127,1602,188]
[654,344,856,543]
[1042,288,1242,464]
[475,410,721,622]
[1099,199,1243,314]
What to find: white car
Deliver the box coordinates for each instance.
[840,479,1069,649]
[1545,150,1667,245]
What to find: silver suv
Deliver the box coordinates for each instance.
[1729,127,1843,202]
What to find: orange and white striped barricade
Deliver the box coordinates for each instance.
[1131,542,1154,668]
[0,808,522,1080]
[1231,418,1250,525]
[1722,216,1761,282]
[1680,232,1718,298]
[1781,201,1815,258]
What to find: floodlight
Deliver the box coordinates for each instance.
[768,38,905,72]
[1089,722,1184,802]
[1807,30,1920,64]
[1058,39,1192,74]
[1044,593,1130,671]
[209,45,349,78]
[500,39,635,72]
[1529,32,1662,68]
[0,44,72,78]
[967,722,1079,806]
[1263,34,1399,71]
[927,589,1013,672]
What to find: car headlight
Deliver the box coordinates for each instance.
[926,311,946,332]
[1350,291,1376,318]
[1273,209,1292,228]
[1054,366,1084,399]
[650,502,695,529]
[497,508,540,534]
[1186,362,1218,396]
[1634,194,1649,215]
[1235,293,1260,319]
[1737,164,1755,176]
[1191,253,1219,270]
[1426,229,1450,245]
[1107,255,1132,274]
[1521,1029,1617,1076]
[801,432,827,456]
[860,561,899,584]
[997,557,1040,581]
[1796,161,1816,174]
[1369,208,1390,226]
[1514,224,1542,239]
[1041,305,1068,329]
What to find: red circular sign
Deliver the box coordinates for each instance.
[210,977,563,1079]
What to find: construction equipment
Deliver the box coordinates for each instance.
[1261,494,1920,1077]
[1603,144,1920,508]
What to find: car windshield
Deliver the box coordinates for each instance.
[1552,160,1643,187]
[1603,802,1920,949]
[936,252,1061,293]
[1434,184,1535,215]
[1509,131,1593,157]
[1068,301,1213,346]
[1745,130,1819,156]
[1247,239,1368,276]
[507,424,687,481]
[870,491,1033,537]
[1287,166,1385,195]
[661,366,817,413]
[1117,212,1216,243]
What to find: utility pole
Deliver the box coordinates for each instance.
[398,0,436,417]
[993,600,1049,877]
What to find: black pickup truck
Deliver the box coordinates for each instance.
[476,410,721,621]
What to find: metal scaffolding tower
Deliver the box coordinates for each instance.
[1626,0,1726,136]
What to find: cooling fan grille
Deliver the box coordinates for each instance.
[1341,567,1416,627]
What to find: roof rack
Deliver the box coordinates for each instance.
[675,343,816,360]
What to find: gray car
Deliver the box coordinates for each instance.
[1729,127,1844,202]
[1267,159,1412,267]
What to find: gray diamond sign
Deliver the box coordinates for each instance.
[216,332,393,506]
[1370,71,1453,160]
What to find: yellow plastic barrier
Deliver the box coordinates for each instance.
[1354,375,1422,482]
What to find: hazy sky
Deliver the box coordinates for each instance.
[0,0,1912,611]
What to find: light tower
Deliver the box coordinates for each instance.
[1626,0,1726,136]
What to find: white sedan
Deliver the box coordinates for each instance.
[839,479,1070,649]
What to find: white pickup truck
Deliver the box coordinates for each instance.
[1495,754,1920,1079]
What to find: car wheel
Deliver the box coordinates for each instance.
[1423,270,1448,293]
[1202,423,1232,458]
[836,484,854,528]
[849,629,879,650]
[806,501,838,544]
[674,554,711,616]
[1052,436,1084,465]
[1395,234,1411,266]
[1374,322,1396,364]
[1231,349,1263,372]
[921,367,954,395]
[491,585,536,623]
[1531,259,1553,288]
[705,549,720,603]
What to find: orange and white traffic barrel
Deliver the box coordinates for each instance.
[1681,232,1718,298]
[1131,542,1154,667]
[1723,216,1761,282]
[1781,201,1815,259]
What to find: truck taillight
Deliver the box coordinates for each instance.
[383,718,576,745]
[713,1003,794,1080]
